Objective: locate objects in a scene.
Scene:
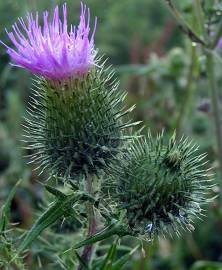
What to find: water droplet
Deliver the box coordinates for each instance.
[192,203,201,213]
[86,123,92,129]
[141,247,146,258]
[187,223,195,231]
[179,209,186,217]
[101,146,109,152]
[145,223,153,233]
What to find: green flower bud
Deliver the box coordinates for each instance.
[104,132,214,239]
[23,63,139,181]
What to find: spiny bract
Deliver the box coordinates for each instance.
[23,62,138,181]
[105,132,213,238]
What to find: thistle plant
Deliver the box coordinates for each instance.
[0,1,215,269]
[2,3,137,181]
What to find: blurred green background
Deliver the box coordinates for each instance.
[0,0,222,269]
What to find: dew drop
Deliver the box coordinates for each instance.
[141,247,146,258]
[145,222,153,233]
[179,209,186,217]
[192,203,201,213]
[187,223,195,231]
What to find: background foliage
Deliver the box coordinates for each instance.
[0,0,221,269]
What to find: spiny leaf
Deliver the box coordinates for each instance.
[45,184,66,199]
[75,251,90,270]
[190,260,222,270]
[74,222,129,249]
[0,179,22,233]
[100,237,118,270]
[17,192,84,254]
[111,245,139,270]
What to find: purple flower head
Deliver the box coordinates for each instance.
[1,3,97,80]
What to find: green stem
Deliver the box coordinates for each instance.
[206,51,222,185]
[163,0,206,45]
[194,0,222,194]
[174,44,197,135]
[193,0,207,40]
[165,0,222,192]
[77,175,97,270]
[193,0,222,50]
[211,18,222,49]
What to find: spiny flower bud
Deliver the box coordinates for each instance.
[104,132,214,239]
[23,65,138,180]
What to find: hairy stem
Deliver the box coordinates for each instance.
[193,0,206,40]
[163,0,206,45]
[77,175,96,270]
[174,44,197,135]
[165,0,222,186]
[206,51,222,186]
[211,18,222,49]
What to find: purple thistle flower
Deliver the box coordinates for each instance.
[1,3,97,80]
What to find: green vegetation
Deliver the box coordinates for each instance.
[0,1,222,269]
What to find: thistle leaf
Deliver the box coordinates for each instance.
[111,245,139,270]
[100,237,118,270]
[190,261,222,270]
[0,179,21,233]
[74,222,129,249]
[75,251,90,270]
[17,192,85,254]
[45,184,66,199]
